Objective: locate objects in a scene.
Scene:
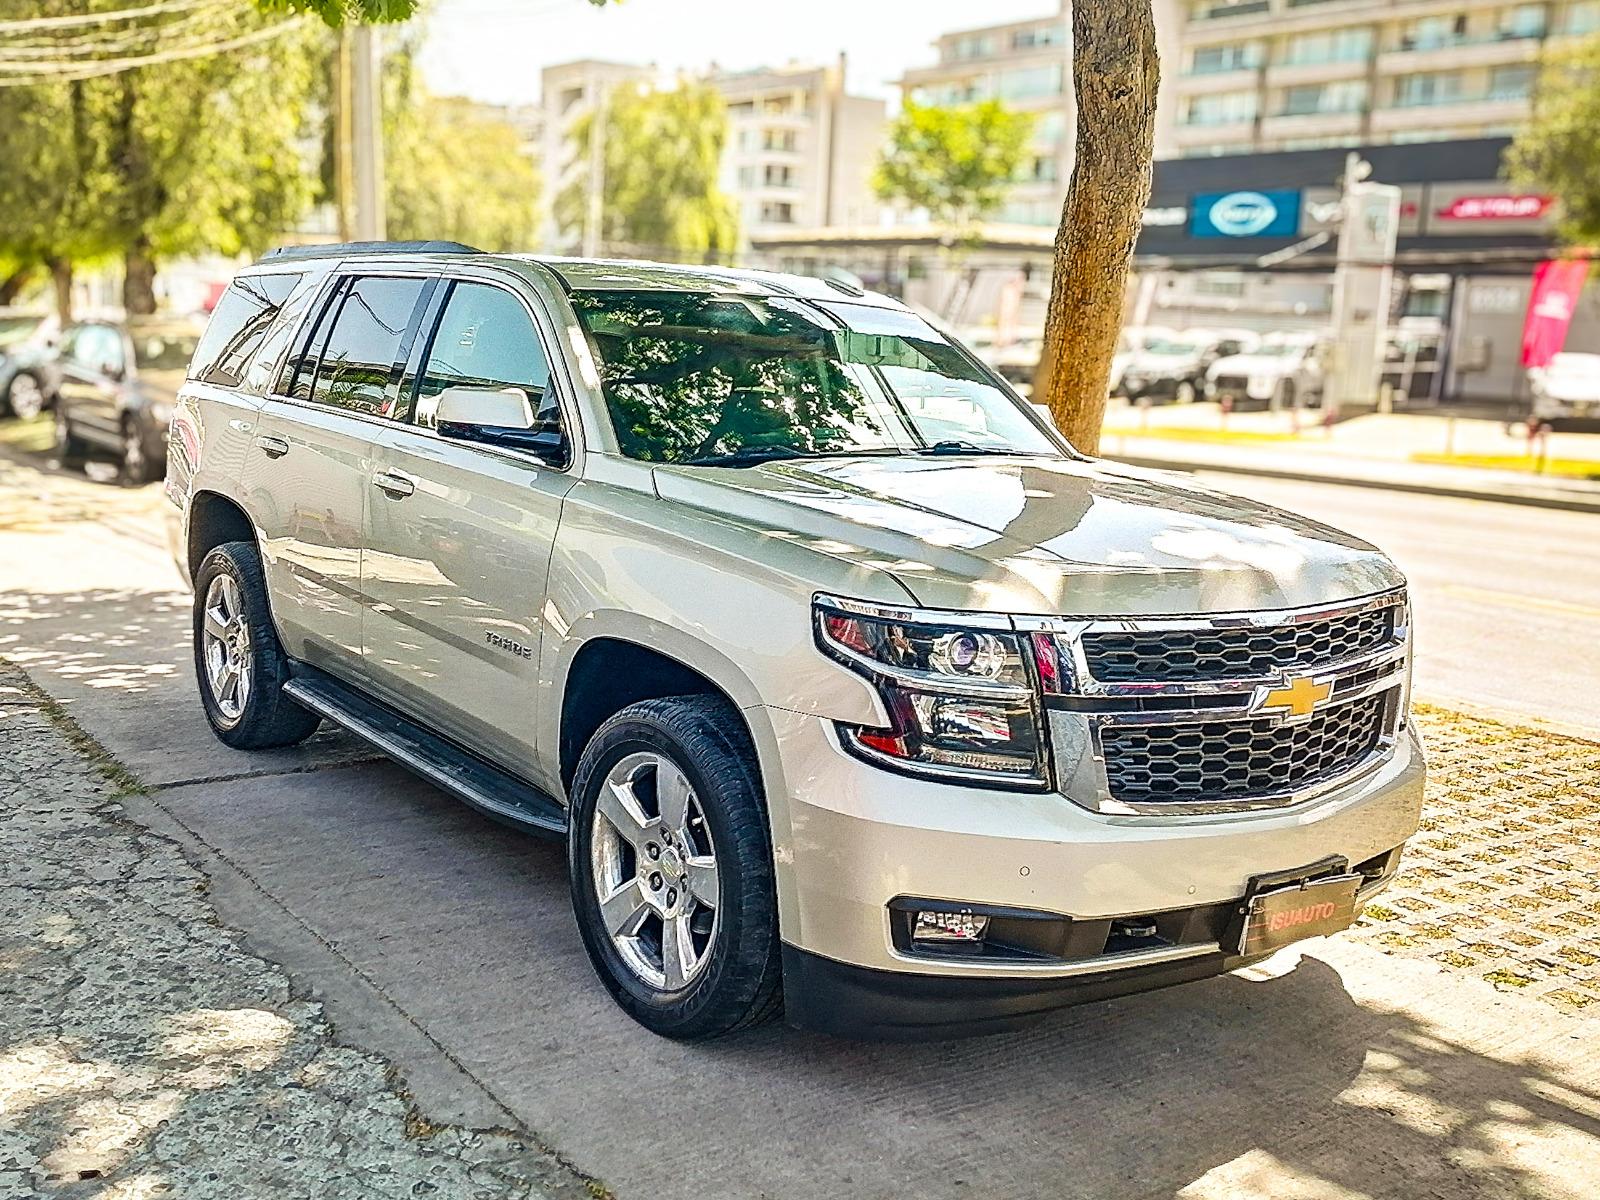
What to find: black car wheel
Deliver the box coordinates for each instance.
[569,696,782,1040]
[121,417,162,485]
[55,408,88,462]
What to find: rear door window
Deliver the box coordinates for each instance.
[189,273,303,387]
[307,275,431,418]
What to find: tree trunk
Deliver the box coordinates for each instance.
[48,259,74,324]
[123,238,158,315]
[0,266,36,307]
[1033,0,1160,456]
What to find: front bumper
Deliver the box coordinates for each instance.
[756,706,1423,1035]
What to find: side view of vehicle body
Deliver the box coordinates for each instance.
[56,318,200,482]
[0,310,63,421]
[1117,329,1258,405]
[1529,352,1600,428]
[169,242,1423,1041]
[1207,332,1327,411]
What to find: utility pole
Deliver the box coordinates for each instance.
[582,82,608,258]
[1324,152,1400,421]
[351,24,386,241]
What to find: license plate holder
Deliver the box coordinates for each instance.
[1237,869,1362,957]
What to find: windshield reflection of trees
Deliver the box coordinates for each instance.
[573,291,892,463]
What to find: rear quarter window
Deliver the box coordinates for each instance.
[189,273,303,387]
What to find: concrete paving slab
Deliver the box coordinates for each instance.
[144,762,1600,1200]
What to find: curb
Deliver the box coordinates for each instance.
[1109,453,1600,516]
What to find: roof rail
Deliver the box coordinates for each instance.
[260,240,482,262]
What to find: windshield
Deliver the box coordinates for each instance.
[133,332,200,372]
[569,289,1059,465]
[1142,337,1202,357]
[1251,340,1311,358]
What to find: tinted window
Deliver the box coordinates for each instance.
[410,283,555,430]
[309,276,428,417]
[242,278,319,395]
[189,273,301,386]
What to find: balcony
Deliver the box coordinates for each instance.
[1265,55,1371,88]
[1369,90,1532,134]
[1259,107,1365,142]
[1377,33,1546,75]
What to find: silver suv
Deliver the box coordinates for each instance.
[169,243,1424,1040]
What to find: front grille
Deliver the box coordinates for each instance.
[1100,691,1389,808]
[1211,374,1249,393]
[1081,604,1395,684]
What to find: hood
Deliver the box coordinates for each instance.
[1123,350,1200,377]
[1210,351,1302,379]
[652,455,1402,617]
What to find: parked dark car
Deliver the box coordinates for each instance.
[0,311,63,420]
[55,318,200,483]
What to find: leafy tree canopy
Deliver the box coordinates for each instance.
[872,99,1036,228]
[1506,34,1600,247]
[385,67,540,251]
[554,80,739,258]
[259,0,612,26]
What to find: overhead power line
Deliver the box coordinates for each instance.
[0,0,220,34]
[0,18,304,86]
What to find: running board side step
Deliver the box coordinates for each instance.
[283,666,568,839]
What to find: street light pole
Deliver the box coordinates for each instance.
[351,24,386,242]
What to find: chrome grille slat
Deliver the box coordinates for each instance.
[1099,692,1389,808]
[1081,605,1394,684]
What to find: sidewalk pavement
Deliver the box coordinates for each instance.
[0,664,595,1200]
[1099,406,1600,512]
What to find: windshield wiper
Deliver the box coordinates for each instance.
[917,440,1036,457]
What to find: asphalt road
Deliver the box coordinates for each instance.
[3,443,1598,1200]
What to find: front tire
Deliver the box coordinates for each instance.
[121,417,161,485]
[1176,379,1197,405]
[193,540,321,750]
[55,408,87,461]
[4,371,46,420]
[568,696,782,1039]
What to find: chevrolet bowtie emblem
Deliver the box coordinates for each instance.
[1260,676,1332,718]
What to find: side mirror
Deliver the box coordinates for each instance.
[101,360,125,381]
[434,385,569,467]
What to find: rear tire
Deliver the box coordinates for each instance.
[568,696,782,1039]
[193,540,321,750]
[121,417,161,485]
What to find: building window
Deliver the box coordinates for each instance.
[1189,41,1262,74]
[998,63,1064,100]
[1190,0,1269,19]
[761,164,797,188]
[1182,90,1258,126]
[1012,24,1065,50]
[762,128,797,152]
[1016,154,1058,183]
[1488,63,1538,100]
[1194,273,1247,298]
[1282,26,1374,65]
[1393,71,1467,107]
[1568,1,1600,35]
[1498,3,1548,38]
[1181,141,1255,157]
[758,201,796,224]
[947,33,997,61]
[1278,80,1367,116]
[1399,15,1467,51]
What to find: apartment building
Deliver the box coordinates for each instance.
[1163,0,1599,158]
[709,61,886,239]
[894,6,1076,226]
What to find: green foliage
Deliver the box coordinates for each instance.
[554,80,739,258]
[1506,35,1600,246]
[385,83,540,251]
[0,3,320,276]
[872,99,1036,227]
[257,0,613,28]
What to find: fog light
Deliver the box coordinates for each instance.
[912,909,990,944]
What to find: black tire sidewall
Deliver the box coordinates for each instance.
[568,702,778,1039]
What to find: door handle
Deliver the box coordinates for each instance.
[372,470,415,498]
[257,435,290,459]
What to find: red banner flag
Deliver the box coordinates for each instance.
[1521,258,1589,368]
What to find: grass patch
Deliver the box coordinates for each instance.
[0,656,146,798]
[1411,452,1600,480]
[0,412,57,456]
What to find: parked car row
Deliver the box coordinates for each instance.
[0,308,199,483]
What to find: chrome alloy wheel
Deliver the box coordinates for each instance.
[591,751,720,992]
[201,573,252,724]
[8,373,44,420]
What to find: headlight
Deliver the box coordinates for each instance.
[814,595,1048,788]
